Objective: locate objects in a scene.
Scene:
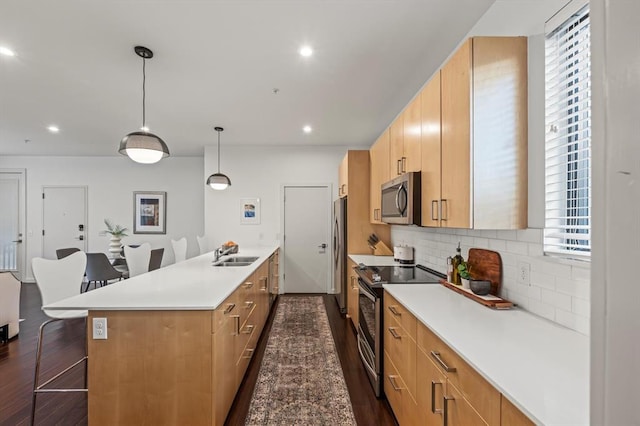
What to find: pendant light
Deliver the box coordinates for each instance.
[118,46,169,164]
[206,127,231,190]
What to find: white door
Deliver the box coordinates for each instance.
[282,185,331,293]
[42,186,88,259]
[0,170,26,279]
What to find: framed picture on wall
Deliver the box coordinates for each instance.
[133,191,167,234]
[240,198,260,225]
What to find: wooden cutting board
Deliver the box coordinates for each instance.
[467,248,502,296]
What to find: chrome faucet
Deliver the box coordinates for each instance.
[213,247,222,262]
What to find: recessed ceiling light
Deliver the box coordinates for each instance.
[303,125,312,134]
[0,46,15,57]
[47,125,60,133]
[299,46,313,57]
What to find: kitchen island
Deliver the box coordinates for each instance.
[44,245,279,426]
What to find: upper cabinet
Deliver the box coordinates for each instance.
[420,72,442,228]
[338,155,348,198]
[427,37,528,229]
[370,129,390,223]
[389,96,422,178]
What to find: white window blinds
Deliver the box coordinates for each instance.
[544,3,591,258]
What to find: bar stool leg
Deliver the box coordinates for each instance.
[31,319,58,426]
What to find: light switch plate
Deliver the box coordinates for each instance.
[92,317,108,339]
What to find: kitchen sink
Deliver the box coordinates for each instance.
[213,261,253,267]
[212,256,259,267]
[224,256,259,263]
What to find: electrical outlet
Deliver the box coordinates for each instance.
[92,318,108,340]
[517,261,531,286]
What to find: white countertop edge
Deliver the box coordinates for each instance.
[383,284,589,426]
[43,245,279,312]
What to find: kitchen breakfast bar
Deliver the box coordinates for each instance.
[43,245,280,426]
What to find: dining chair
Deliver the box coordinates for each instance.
[197,235,208,255]
[149,248,164,271]
[171,237,187,263]
[55,247,80,259]
[31,251,88,426]
[124,243,151,278]
[84,252,123,292]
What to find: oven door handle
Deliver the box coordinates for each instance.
[358,280,376,302]
[357,333,378,378]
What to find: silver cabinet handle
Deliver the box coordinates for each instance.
[430,351,456,372]
[401,156,407,173]
[443,395,454,426]
[224,303,236,314]
[441,199,448,221]
[242,348,255,359]
[431,200,439,221]
[431,381,443,414]
[245,301,254,309]
[388,375,402,391]
[232,315,240,335]
[388,305,401,316]
[244,281,254,289]
[242,324,254,334]
[388,327,401,339]
[259,277,268,291]
[397,159,402,175]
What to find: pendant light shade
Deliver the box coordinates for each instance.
[119,46,169,164]
[207,126,231,190]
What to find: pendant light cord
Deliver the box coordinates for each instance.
[142,57,146,129]
[217,130,221,172]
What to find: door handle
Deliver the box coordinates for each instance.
[76,235,84,241]
[12,240,23,243]
[318,243,327,249]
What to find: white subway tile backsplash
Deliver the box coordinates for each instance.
[541,289,572,311]
[390,226,591,335]
[506,240,529,255]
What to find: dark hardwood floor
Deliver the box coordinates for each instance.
[1,287,395,425]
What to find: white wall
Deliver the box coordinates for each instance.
[203,145,351,248]
[0,156,204,281]
[590,0,640,424]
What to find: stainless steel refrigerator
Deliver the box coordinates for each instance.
[333,197,347,313]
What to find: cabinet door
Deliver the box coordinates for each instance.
[347,260,359,328]
[389,115,404,177]
[421,72,442,227]
[445,381,489,426]
[213,307,240,425]
[370,130,390,223]
[338,154,348,197]
[441,39,471,229]
[417,347,447,426]
[501,395,534,426]
[403,93,422,173]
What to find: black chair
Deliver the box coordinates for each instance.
[149,248,164,271]
[84,253,123,292]
[55,247,80,259]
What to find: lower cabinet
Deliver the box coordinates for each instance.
[384,291,533,426]
[347,259,359,328]
[87,255,275,426]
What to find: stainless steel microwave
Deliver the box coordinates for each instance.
[381,172,421,225]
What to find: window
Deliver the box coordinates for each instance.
[544,2,591,258]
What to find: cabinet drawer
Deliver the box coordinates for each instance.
[416,346,447,426]
[417,322,500,425]
[384,350,405,423]
[384,310,417,398]
[214,293,238,334]
[446,380,489,426]
[384,291,417,339]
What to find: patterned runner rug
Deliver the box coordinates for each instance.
[245,296,356,425]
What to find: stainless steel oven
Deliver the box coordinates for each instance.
[354,264,443,398]
[357,277,382,396]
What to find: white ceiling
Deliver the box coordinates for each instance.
[0,0,567,157]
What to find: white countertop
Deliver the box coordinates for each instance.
[384,285,589,426]
[44,245,279,311]
[348,254,402,267]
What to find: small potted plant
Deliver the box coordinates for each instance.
[457,261,472,289]
[104,219,128,258]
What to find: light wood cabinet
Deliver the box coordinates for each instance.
[437,37,528,229]
[338,155,348,197]
[420,72,442,228]
[416,343,447,426]
[501,395,535,426]
[370,129,390,223]
[87,254,276,426]
[347,259,359,328]
[389,96,422,178]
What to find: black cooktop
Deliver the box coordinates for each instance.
[356,264,443,287]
